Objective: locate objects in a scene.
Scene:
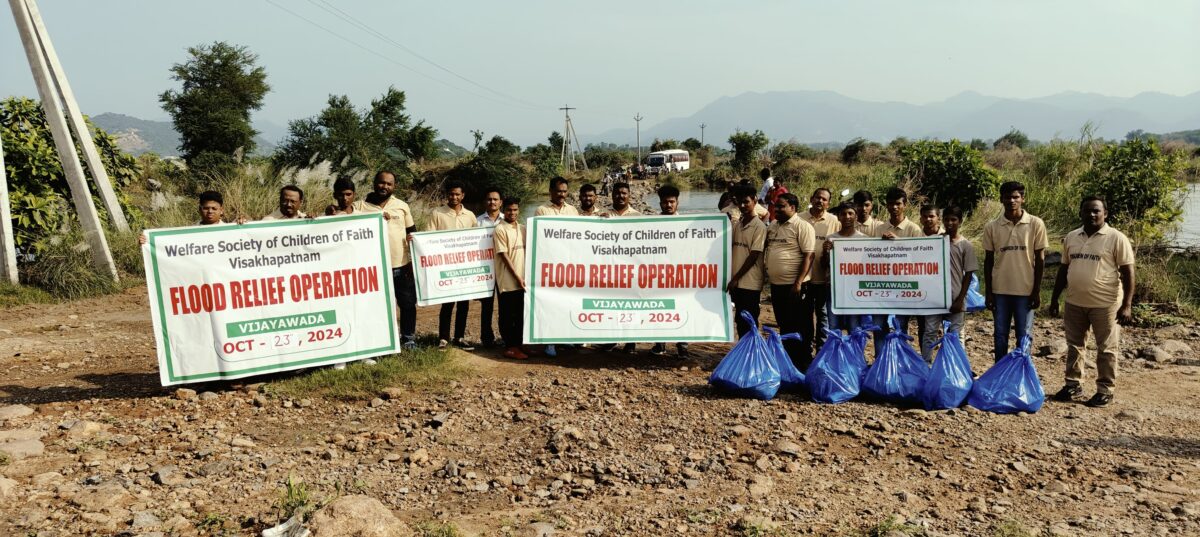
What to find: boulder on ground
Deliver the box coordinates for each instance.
[308,495,412,537]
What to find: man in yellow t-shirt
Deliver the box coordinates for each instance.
[494,197,529,360]
[982,181,1048,362]
[601,182,641,217]
[853,190,886,237]
[798,187,840,361]
[261,185,309,220]
[869,188,926,356]
[353,171,418,349]
[425,180,478,350]
[535,176,579,216]
[728,186,767,337]
[764,192,816,366]
[1048,196,1135,408]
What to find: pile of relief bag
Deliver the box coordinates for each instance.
[710,312,1045,413]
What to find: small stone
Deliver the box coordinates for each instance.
[429,413,450,428]
[66,420,104,438]
[747,475,773,497]
[0,439,44,460]
[0,404,35,421]
[174,388,197,401]
[253,395,268,407]
[773,439,804,457]
[198,391,220,401]
[152,465,186,486]
[198,461,230,477]
[1142,346,1173,363]
[1160,339,1192,355]
[652,443,676,453]
[731,425,752,437]
[298,398,313,408]
[380,387,405,400]
[407,448,430,465]
[369,398,386,408]
[0,476,18,498]
[1010,461,1030,474]
[132,510,162,529]
[230,437,256,448]
[1115,410,1145,421]
[1044,481,1070,494]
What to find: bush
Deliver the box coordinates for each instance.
[727,130,768,173]
[896,140,999,214]
[20,232,122,299]
[445,155,535,206]
[1078,138,1184,243]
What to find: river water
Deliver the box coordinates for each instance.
[521,190,725,219]
[1176,184,1200,247]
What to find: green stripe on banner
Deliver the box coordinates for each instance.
[859,281,918,290]
[439,266,491,278]
[227,310,337,337]
[582,298,676,310]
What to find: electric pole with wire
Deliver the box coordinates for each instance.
[558,104,588,173]
[634,113,643,164]
[699,123,707,146]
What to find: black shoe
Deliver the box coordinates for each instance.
[623,343,637,354]
[1085,392,1113,408]
[452,339,476,351]
[1053,384,1083,402]
[650,344,667,356]
[677,346,690,360]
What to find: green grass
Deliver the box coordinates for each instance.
[849,516,927,537]
[0,281,55,308]
[265,344,466,401]
[415,521,464,537]
[275,475,311,520]
[991,520,1038,537]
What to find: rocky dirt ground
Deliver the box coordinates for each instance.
[1,286,1199,537]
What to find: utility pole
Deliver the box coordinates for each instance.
[558,105,588,173]
[634,113,643,164]
[699,123,707,146]
[25,0,127,231]
[9,0,118,280]
[0,129,18,284]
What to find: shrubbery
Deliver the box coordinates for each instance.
[1078,138,1184,242]
[896,140,999,215]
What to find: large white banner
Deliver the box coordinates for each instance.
[410,227,495,306]
[525,215,733,344]
[143,214,399,386]
[829,236,951,315]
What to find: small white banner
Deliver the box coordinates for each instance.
[829,236,951,315]
[142,214,399,386]
[524,215,733,344]
[409,227,496,306]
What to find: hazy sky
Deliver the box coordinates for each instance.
[2,0,1197,146]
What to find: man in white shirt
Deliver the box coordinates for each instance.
[476,187,503,348]
[756,167,774,204]
[261,185,308,220]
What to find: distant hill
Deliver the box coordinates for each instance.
[435,138,469,159]
[590,90,1200,146]
[91,113,278,157]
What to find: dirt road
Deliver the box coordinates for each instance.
[1,286,1199,536]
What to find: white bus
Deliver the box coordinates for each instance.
[646,149,690,174]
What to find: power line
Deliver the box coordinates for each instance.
[262,0,544,111]
[307,0,547,110]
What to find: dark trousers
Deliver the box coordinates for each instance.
[731,288,761,337]
[393,266,417,343]
[771,284,807,367]
[439,300,470,341]
[498,290,524,346]
[478,293,496,345]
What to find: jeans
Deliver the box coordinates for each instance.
[770,284,806,366]
[993,294,1034,362]
[498,290,524,347]
[731,288,761,337]
[439,300,470,341]
[392,266,417,344]
[921,312,965,363]
[478,293,496,345]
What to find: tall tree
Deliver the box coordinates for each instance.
[727,129,768,172]
[273,87,437,183]
[159,42,269,170]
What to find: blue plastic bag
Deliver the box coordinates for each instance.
[847,320,879,378]
[966,273,985,313]
[862,317,930,404]
[967,335,1044,414]
[709,311,781,400]
[920,321,974,410]
[764,327,805,390]
[805,329,861,404]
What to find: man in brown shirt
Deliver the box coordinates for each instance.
[354,171,418,348]
[799,187,839,364]
[494,197,528,360]
[728,186,767,337]
[578,184,600,216]
[764,192,816,366]
[535,176,579,216]
[425,180,478,350]
[983,181,1048,362]
[1049,196,1135,408]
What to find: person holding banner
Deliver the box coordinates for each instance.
[1048,196,1135,408]
[535,176,579,216]
[825,201,870,333]
[354,171,419,349]
[763,192,816,365]
[261,185,309,220]
[920,205,977,363]
[799,187,839,363]
[871,187,925,356]
[982,181,1048,362]
[650,185,693,359]
[854,190,885,237]
[494,197,529,360]
[602,182,641,218]
[476,187,504,348]
[578,184,600,217]
[324,178,357,216]
[426,180,479,350]
[138,190,231,246]
[727,186,767,337]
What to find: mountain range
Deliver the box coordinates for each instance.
[90,113,284,157]
[590,90,1200,146]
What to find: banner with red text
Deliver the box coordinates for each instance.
[829,236,951,315]
[525,215,733,344]
[410,227,495,306]
[143,214,398,386]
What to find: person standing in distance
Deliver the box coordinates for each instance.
[1048,196,1135,408]
[476,186,504,349]
[763,192,816,367]
[982,181,1048,362]
[426,180,478,350]
[535,176,579,216]
[353,171,419,349]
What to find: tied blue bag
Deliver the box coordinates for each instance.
[862,316,931,404]
[709,311,781,400]
[763,328,805,390]
[805,329,861,404]
[966,273,985,313]
[920,321,974,410]
[967,335,1044,414]
[847,320,880,378]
